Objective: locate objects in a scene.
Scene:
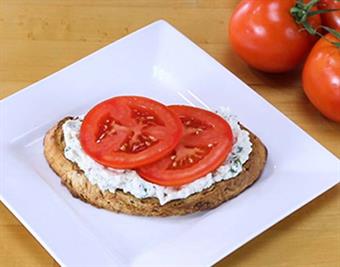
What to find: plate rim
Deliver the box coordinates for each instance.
[1,19,339,267]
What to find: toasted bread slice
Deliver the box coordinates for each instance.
[44,118,267,216]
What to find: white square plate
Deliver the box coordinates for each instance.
[1,20,339,267]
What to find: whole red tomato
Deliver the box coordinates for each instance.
[318,0,340,30]
[229,0,321,73]
[302,34,340,122]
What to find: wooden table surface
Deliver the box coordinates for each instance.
[1,1,339,266]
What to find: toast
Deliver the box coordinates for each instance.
[44,118,267,216]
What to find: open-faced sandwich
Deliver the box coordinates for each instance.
[44,96,267,216]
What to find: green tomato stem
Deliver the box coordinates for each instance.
[291,0,340,48]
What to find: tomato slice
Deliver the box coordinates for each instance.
[80,96,183,168]
[137,105,233,187]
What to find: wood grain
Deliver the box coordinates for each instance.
[0,1,339,266]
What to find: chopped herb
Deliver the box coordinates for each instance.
[230,153,238,161]
[230,158,242,174]
[230,167,237,174]
[235,159,242,166]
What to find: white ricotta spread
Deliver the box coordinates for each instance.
[62,108,252,205]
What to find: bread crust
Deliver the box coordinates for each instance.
[43,118,267,216]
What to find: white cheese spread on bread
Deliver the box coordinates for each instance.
[62,108,252,205]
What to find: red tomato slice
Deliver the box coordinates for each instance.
[137,105,233,187]
[80,96,183,168]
